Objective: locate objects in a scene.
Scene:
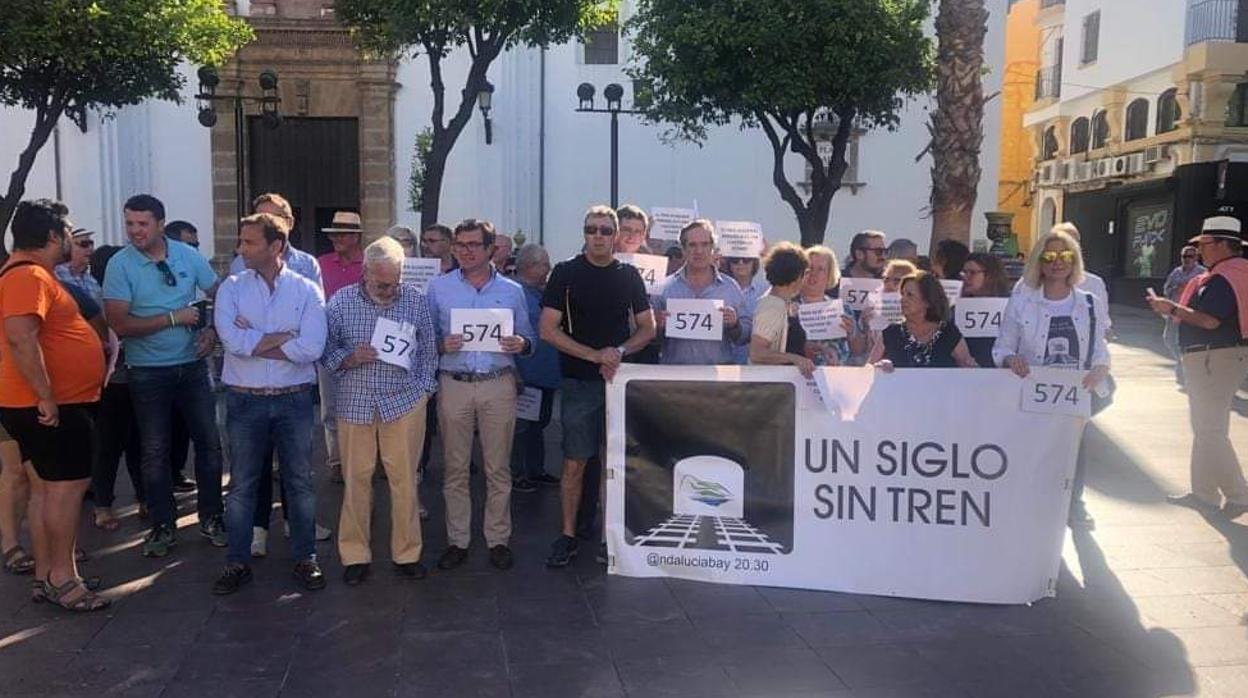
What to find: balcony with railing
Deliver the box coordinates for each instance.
[1035,64,1062,101]
[1186,0,1246,45]
[1040,0,1066,8]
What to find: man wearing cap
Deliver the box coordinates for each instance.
[317,211,365,484]
[1147,214,1248,520]
[54,229,101,305]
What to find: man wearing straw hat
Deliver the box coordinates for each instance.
[317,211,365,484]
[1147,213,1248,521]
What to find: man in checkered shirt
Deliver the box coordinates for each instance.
[323,237,438,585]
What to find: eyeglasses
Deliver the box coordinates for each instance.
[420,236,445,246]
[583,225,616,237]
[1040,250,1076,264]
[155,260,177,287]
[961,267,984,277]
[452,241,485,252]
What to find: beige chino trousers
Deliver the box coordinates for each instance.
[1182,345,1248,506]
[438,373,516,549]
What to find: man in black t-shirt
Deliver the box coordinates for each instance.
[539,205,655,567]
[1147,215,1248,520]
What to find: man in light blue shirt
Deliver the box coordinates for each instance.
[426,219,535,572]
[211,213,327,595]
[654,220,749,365]
[102,194,224,558]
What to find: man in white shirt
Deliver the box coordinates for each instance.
[211,213,328,595]
[1050,223,1113,337]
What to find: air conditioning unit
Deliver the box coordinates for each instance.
[1038,164,1055,185]
[1094,159,1113,178]
[1072,162,1092,182]
[1142,144,1172,164]
[1126,153,1148,174]
[1111,156,1129,176]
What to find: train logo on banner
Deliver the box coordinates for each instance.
[623,381,796,555]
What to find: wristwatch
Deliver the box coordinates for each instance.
[616,344,628,357]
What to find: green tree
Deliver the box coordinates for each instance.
[337,0,617,231]
[928,0,989,247]
[628,0,933,247]
[0,0,253,252]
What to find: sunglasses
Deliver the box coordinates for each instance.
[863,247,887,255]
[155,260,177,287]
[583,225,616,237]
[727,257,752,265]
[1040,250,1076,264]
[74,240,94,249]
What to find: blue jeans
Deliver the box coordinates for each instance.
[224,388,317,564]
[128,361,224,527]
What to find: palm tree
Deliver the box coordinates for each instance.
[929,0,989,247]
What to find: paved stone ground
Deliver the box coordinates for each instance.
[0,306,1245,697]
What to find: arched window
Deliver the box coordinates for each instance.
[1091,110,1110,149]
[1070,117,1090,154]
[1124,99,1149,141]
[1229,83,1248,127]
[1042,126,1059,160]
[1156,88,1181,134]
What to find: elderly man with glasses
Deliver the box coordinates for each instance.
[54,229,101,305]
[324,237,438,586]
[102,194,224,558]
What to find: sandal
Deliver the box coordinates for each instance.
[93,508,121,532]
[42,575,110,613]
[2,545,35,575]
[74,547,88,563]
[32,579,47,602]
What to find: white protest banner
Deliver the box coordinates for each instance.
[866,291,902,331]
[1020,367,1091,419]
[955,297,1008,338]
[370,317,417,369]
[605,365,1081,604]
[798,300,846,340]
[941,279,963,307]
[650,208,696,242]
[401,257,441,293]
[450,308,514,353]
[714,221,764,258]
[616,253,669,295]
[839,278,885,311]
[665,299,724,341]
[516,386,543,422]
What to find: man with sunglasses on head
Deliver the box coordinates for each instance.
[102,194,225,558]
[54,229,101,305]
[427,219,535,571]
[540,205,655,567]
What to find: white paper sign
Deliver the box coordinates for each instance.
[866,291,903,331]
[798,300,847,340]
[1020,368,1091,418]
[955,297,1008,338]
[839,278,884,311]
[941,279,963,306]
[370,317,417,369]
[714,221,764,258]
[401,257,441,293]
[650,208,696,242]
[665,298,724,341]
[450,308,514,353]
[616,253,669,295]
[516,386,543,422]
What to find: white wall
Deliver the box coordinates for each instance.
[1058,0,1186,104]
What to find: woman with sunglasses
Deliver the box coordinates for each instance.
[959,253,1012,368]
[722,255,764,364]
[995,228,1111,528]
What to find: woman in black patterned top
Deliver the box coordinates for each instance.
[868,271,978,370]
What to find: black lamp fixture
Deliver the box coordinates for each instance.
[603,83,624,112]
[477,80,495,145]
[573,82,644,208]
[577,82,596,110]
[193,65,284,220]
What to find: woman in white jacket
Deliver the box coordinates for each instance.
[995,227,1111,529]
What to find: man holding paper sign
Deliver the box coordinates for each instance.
[323,237,438,586]
[427,219,535,572]
[655,220,748,365]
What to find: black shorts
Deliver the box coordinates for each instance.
[0,404,97,481]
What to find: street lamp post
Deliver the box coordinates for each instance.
[195,66,283,221]
[575,82,642,209]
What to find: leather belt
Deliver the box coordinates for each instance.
[227,384,314,396]
[439,368,513,383]
[1181,342,1247,354]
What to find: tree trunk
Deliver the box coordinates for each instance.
[929,0,988,248]
[1,109,60,260]
[419,137,451,231]
[757,110,851,249]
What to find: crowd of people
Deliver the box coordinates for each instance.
[0,192,1245,613]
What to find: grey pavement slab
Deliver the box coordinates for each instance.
[0,305,1244,696]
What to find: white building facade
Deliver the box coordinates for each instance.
[2,0,1008,266]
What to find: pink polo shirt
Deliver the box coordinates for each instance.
[318,251,363,300]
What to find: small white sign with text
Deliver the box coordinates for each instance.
[665,298,724,341]
[401,257,441,293]
[714,221,764,258]
[650,208,696,242]
[839,278,885,312]
[516,386,543,422]
[866,290,903,331]
[1020,367,1091,419]
[955,297,1008,338]
[370,317,417,369]
[798,300,847,340]
[450,308,514,353]
[616,253,669,295]
[941,279,963,307]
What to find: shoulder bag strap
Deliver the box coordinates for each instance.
[1084,293,1096,371]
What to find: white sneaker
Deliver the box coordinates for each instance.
[251,526,268,557]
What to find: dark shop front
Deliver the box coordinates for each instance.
[1063,160,1248,306]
